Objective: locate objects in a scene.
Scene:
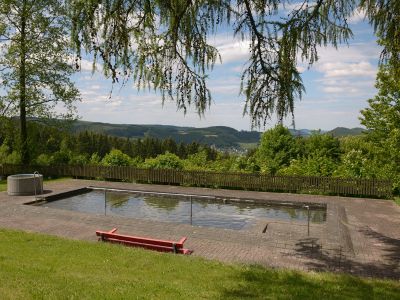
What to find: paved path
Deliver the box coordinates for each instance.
[0,179,399,279]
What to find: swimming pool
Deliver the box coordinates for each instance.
[38,189,326,230]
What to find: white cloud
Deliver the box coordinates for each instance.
[315,78,375,95]
[315,42,380,62]
[208,76,242,96]
[78,59,102,72]
[209,84,241,95]
[230,65,245,73]
[316,61,376,78]
[349,8,367,24]
[89,84,102,90]
[77,92,253,130]
[322,86,361,94]
[281,1,315,12]
[309,42,380,98]
[210,34,250,64]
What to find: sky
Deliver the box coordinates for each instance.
[71,8,381,132]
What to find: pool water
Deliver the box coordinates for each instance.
[41,190,326,230]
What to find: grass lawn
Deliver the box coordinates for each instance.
[0,177,70,192]
[0,229,398,299]
[0,179,6,192]
[394,197,400,206]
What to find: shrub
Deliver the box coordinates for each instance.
[69,154,88,165]
[279,155,337,177]
[144,152,183,170]
[5,151,21,165]
[0,143,10,164]
[34,154,53,166]
[89,153,101,165]
[101,149,132,166]
[256,125,300,174]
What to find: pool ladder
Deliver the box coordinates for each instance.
[33,171,40,202]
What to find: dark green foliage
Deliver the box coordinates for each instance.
[279,155,338,177]
[70,120,262,149]
[144,152,184,170]
[101,149,132,166]
[0,118,398,193]
[256,125,300,174]
[304,133,341,161]
[358,57,400,191]
[0,119,219,165]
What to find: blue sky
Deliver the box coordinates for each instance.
[71,9,381,131]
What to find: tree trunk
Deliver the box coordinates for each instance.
[19,0,28,164]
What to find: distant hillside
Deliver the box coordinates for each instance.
[70,121,261,149]
[328,127,366,137]
[67,120,365,149]
[289,128,314,136]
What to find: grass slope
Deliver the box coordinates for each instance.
[0,229,398,299]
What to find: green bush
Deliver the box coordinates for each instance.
[279,155,337,177]
[0,143,10,164]
[101,149,132,166]
[89,153,101,165]
[51,151,70,165]
[34,154,53,166]
[69,154,88,165]
[183,150,210,171]
[144,152,183,170]
[304,133,341,160]
[5,151,21,165]
[256,125,300,174]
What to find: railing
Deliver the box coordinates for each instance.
[0,164,393,198]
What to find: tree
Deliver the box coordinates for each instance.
[304,133,341,161]
[256,125,299,174]
[101,149,132,166]
[68,0,398,127]
[360,0,400,74]
[144,152,183,170]
[360,64,400,142]
[359,59,400,190]
[278,155,337,177]
[0,0,80,164]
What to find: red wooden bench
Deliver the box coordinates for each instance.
[95,228,192,255]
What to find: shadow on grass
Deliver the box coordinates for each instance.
[290,227,400,280]
[222,265,400,299]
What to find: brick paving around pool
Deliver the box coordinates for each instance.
[0,179,399,279]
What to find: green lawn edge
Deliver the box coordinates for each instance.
[0,228,398,299]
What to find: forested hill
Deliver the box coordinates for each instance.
[68,120,365,149]
[328,127,366,137]
[70,121,260,149]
